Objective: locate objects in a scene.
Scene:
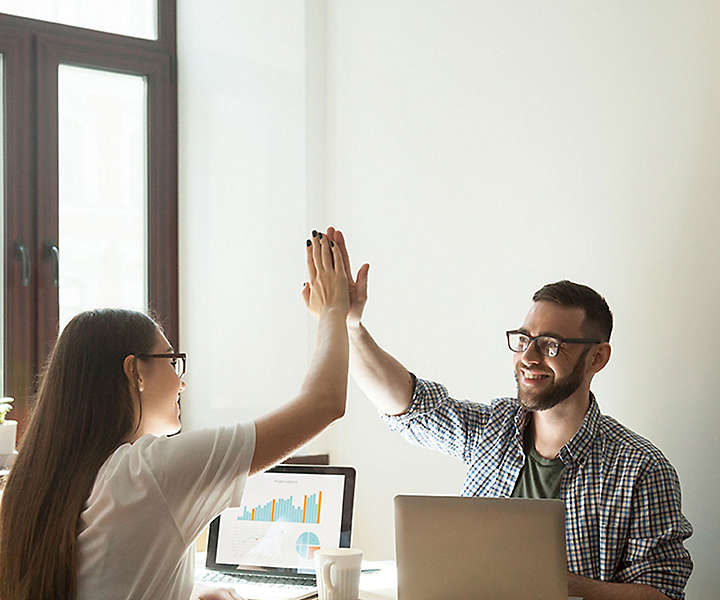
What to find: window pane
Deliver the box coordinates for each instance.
[0,54,4,392]
[0,0,157,40]
[58,65,147,332]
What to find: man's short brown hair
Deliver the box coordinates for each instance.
[532,280,613,342]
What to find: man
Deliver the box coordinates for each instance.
[321,227,693,600]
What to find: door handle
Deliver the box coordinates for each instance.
[15,242,31,287]
[45,242,59,287]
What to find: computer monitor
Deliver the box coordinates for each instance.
[206,465,356,580]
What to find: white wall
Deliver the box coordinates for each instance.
[179,1,720,597]
[178,1,321,429]
[324,1,719,596]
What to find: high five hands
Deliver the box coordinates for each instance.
[304,227,369,328]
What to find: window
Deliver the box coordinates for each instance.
[0,1,178,437]
[0,0,158,39]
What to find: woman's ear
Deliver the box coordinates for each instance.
[123,354,144,392]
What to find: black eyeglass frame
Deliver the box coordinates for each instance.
[136,352,187,377]
[505,330,602,358]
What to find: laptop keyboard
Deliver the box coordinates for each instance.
[200,571,317,600]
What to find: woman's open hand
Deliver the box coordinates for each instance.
[198,588,245,600]
[301,231,350,317]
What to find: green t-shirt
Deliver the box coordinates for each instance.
[511,429,566,499]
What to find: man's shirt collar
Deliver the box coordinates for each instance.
[513,392,601,467]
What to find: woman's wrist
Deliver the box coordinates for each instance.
[319,306,347,319]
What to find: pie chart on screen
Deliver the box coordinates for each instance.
[296,531,321,559]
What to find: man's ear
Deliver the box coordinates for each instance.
[123,354,144,393]
[590,343,611,374]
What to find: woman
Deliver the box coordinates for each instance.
[0,233,347,599]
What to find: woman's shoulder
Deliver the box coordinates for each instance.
[88,435,163,496]
[96,422,256,485]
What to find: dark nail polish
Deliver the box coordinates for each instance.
[306,239,311,246]
[330,241,334,247]
[312,230,317,237]
[318,232,323,239]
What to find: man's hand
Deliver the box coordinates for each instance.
[324,226,370,328]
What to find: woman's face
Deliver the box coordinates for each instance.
[133,330,186,438]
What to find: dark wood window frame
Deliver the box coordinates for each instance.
[0,2,178,435]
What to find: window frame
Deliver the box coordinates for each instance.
[0,1,178,435]
[0,24,34,432]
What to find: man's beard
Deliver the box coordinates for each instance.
[515,346,590,412]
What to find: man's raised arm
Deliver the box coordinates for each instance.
[325,227,414,416]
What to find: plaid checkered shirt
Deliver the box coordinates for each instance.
[383,377,693,599]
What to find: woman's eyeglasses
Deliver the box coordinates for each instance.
[136,353,187,377]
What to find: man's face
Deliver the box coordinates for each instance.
[512,301,593,411]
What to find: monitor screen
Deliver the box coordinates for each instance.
[206,465,355,578]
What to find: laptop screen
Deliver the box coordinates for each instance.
[206,465,356,578]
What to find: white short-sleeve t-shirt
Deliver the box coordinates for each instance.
[76,421,256,600]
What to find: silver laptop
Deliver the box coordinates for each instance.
[198,465,356,600]
[394,495,569,600]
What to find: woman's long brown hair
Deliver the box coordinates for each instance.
[0,309,159,599]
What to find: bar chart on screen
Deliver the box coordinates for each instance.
[237,491,323,524]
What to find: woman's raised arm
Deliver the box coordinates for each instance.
[250,232,349,475]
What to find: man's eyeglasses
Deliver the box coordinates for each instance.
[136,353,187,377]
[505,330,600,358]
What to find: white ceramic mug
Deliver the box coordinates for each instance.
[314,548,363,600]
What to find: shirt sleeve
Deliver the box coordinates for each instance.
[613,459,693,599]
[381,376,493,464]
[141,421,257,545]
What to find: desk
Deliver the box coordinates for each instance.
[193,553,397,600]
[193,553,583,600]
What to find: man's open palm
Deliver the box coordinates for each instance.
[326,226,369,327]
